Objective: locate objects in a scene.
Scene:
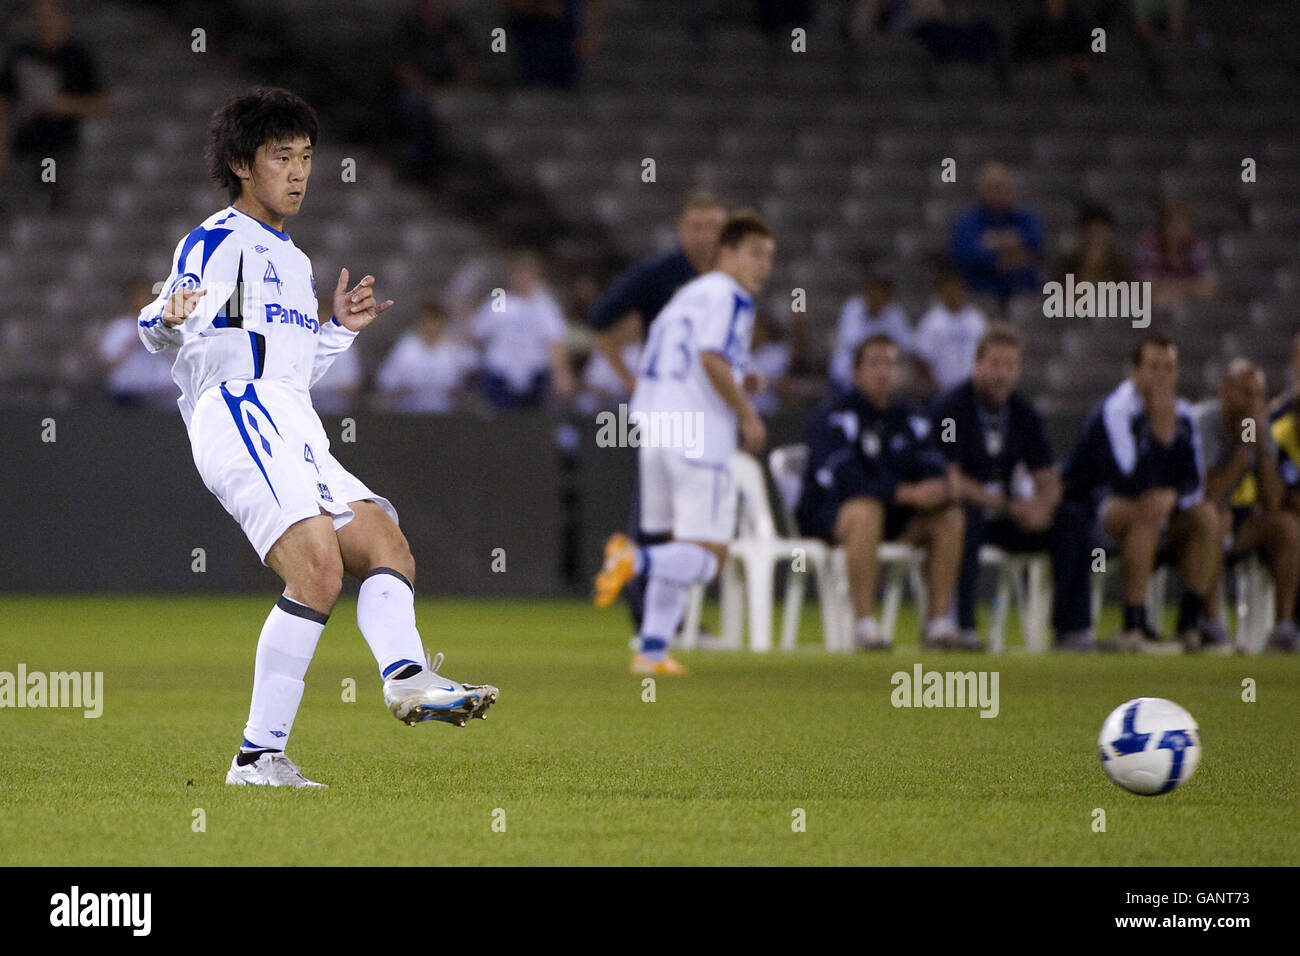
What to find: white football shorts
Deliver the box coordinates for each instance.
[638,445,736,543]
[188,378,398,564]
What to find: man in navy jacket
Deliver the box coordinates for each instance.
[933,324,1093,650]
[797,334,965,649]
[1063,334,1221,652]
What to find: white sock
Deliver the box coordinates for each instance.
[241,596,327,752]
[638,544,720,660]
[641,542,718,584]
[357,567,426,679]
[639,577,690,661]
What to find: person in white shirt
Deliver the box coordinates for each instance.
[470,250,575,409]
[914,269,989,398]
[375,299,479,413]
[100,278,177,408]
[137,88,497,789]
[593,212,776,675]
[830,273,914,391]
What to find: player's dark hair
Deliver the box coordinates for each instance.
[1131,333,1177,367]
[206,88,319,202]
[717,211,772,249]
[975,323,1021,359]
[853,332,899,370]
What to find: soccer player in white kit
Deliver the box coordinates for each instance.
[594,213,775,673]
[138,89,497,788]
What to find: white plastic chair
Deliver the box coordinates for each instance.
[1134,553,1275,654]
[718,451,844,651]
[980,545,1052,653]
[767,444,927,648]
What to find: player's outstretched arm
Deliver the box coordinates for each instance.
[333,267,394,333]
[701,349,765,454]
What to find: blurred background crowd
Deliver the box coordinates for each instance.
[0,0,1293,438]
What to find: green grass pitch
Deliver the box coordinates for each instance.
[1,594,1296,866]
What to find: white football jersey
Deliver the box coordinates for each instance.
[137,205,356,427]
[629,271,754,464]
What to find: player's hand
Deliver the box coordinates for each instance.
[1009,497,1053,532]
[161,286,206,327]
[740,408,766,455]
[981,488,1008,514]
[333,268,394,333]
[907,478,951,511]
[742,370,768,397]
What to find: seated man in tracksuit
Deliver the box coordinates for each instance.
[797,333,965,650]
[933,324,1094,650]
[1062,334,1221,652]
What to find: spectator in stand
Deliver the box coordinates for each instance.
[1136,198,1218,307]
[907,0,1008,90]
[470,250,574,409]
[830,272,915,392]
[1053,201,1132,286]
[0,0,108,211]
[99,278,176,409]
[389,0,474,184]
[507,0,603,89]
[376,300,478,414]
[913,268,988,399]
[951,161,1044,309]
[1131,0,1236,92]
[1012,0,1093,90]
[1195,360,1300,652]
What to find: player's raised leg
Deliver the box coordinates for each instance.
[632,539,722,674]
[226,513,340,788]
[336,499,498,725]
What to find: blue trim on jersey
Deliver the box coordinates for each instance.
[230,206,291,241]
[138,312,163,328]
[720,292,751,362]
[178,225,235,276]
[218,381,282,506]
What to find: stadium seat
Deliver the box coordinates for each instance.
[688,451,845,653]
[766,444,929,649]
[979,546,1052,653]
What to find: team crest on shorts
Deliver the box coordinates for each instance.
[317,482,333,502]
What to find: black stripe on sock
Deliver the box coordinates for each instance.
[364,566,413,593]
[276,595,330,625]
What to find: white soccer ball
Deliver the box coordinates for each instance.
[1098,697,1201,795]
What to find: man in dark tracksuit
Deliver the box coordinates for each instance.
[797,334,965,649]
[1062,334,1220,652]
[932,324,1092,650]
[588,192,726,626]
